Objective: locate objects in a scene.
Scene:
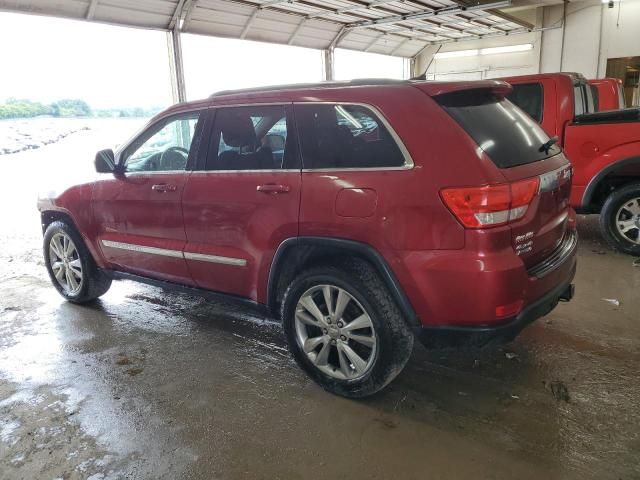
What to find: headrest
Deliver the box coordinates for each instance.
[221,112,257,147]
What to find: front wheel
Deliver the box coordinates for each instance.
[281,259,414,398]
[599,183,640,256]
[43,220,112,303]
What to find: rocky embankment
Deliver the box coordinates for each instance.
[0,118,91,155]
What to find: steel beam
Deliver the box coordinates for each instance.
[86,0,99,19]
[240,8,260,38]
[347,0,510,29]
[322,48,335,81]
[167,29,187,103]
[182,0,198,30]
[168,0,187,30]
[364,33,385,52]
[287,18,306,45]
[390,37,411,56]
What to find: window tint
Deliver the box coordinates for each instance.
[438,91,561,168]
[206,105,294,170]
[124,112,200,172]
[590,85,600,111]
[506,83,543,123]
[295,104,406,169]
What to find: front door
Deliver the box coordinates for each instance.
[182,104,301,301]
[92,110,204,284]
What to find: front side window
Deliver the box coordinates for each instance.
[123,112,200,172]
[206,105,294,171]
[294,104,406,169]
[507,83,543,123]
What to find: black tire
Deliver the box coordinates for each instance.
[43,220,112,303]
[281,258,414,398]
[599,183,640,256]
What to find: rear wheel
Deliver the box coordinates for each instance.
[600,183,640,256]
[281,259,414,398]
[43,221,112,303]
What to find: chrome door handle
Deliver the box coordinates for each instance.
[256,184,290,194]
[152,184,177,192]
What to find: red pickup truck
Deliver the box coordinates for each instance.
[503,73,640,255]
[588,78,626,111]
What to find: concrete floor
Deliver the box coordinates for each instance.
[0,216,638,479]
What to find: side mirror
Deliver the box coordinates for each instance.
[95,149,117,173]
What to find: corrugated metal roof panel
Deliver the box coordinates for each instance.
[0,0,534,57]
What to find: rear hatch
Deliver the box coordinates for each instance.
[434,87,573,269]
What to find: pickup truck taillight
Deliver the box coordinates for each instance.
[440,178,540,228]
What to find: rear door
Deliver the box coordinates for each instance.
[438,91,573,268]
[181,104,301,301]
[93,110,204,284]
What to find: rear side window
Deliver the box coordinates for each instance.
[294,104,406,169]
[438,91,561,168]
[206,105,297,170]
[507,83,543,123]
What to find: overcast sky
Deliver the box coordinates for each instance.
[0,12,405,109]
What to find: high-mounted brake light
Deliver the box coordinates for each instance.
[440,177,540,228]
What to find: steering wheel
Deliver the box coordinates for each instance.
[159,146,189,171]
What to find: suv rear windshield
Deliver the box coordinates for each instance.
[437,90,560,168]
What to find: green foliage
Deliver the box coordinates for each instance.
[0,98,160,120]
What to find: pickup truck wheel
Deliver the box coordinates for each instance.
[43,221,112,303]
[280,259,414,398]
[600,183,640,256]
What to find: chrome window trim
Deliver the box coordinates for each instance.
[190,169,300,174]
[293,101,415,171]
[124,170,188,176]
[101,240,247,266]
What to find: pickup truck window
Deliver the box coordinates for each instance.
[506,83,543,123]
[438,91,561,168]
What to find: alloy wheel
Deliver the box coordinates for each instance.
[615,197,640,245]
[294,284,377,380]
[49,232,83,295]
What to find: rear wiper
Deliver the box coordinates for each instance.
[539,136,559,154]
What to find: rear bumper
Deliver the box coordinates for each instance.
[414,263,576,348]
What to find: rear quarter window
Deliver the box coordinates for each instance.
[437,90,561,168]
[294,104,407,169]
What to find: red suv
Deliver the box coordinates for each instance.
[38,79,576,397]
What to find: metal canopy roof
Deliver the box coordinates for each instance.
[0,0,535,57]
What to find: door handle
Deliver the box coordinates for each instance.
[256,184,290,194]
[151,184,177,192]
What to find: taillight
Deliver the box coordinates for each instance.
[440,177,540,228]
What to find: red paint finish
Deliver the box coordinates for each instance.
[92,172,194,285]
[502,73,640,209]
[181,171,301,300]
[335,188,378,218]
[588,78,625,111]
[38,79,577,331]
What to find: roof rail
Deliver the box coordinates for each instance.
[210,78,409,98]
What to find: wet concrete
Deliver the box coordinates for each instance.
[1,130,640,478]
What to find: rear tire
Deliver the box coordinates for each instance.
[281,258,414,398]
[43,220,112,303]
[599,183,640,256]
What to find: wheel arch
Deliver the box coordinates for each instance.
[41,209,79,235]
[267,237,419,328]
[582,156,640,212]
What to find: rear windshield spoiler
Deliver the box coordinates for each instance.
[412,80,512,98]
